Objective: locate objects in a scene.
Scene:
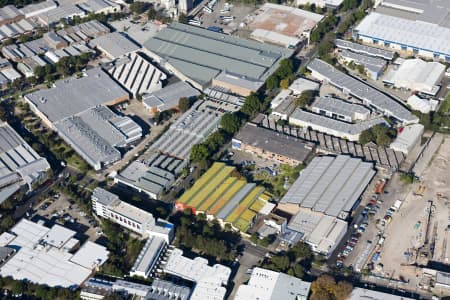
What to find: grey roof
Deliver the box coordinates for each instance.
[148,279,191,300]
[348,288,415,300]
[335,39,394,60]
[144,22,293,85]
[130,236,166,276]
[234,123,314,163]
[272,272,311,300]
[355,12,450,57]
[106,52,166,97]
[312,96,370,118]
[36,4,85,25]
[339,49,386,75]
[0,247,15,264]
[55,115,121,169]
[307,59,418,124]
[90,32,140,59]
[19,1,57,16]
[216,183,256,219]
[25,68,129,123]
[56,20,110,43]
[150,101,220,159]
[290,108,386,136]
[143,81,200,112]
[0,122,50,192]
[92,187,120,206]
[78,0,118,13]
[0,5,22,23]
[204,86,245,106]
[213,70,264,92]
[437,271,450,287]
[379,0,450,28]
[280,155,375,218]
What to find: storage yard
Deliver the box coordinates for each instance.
[376,137,450,285]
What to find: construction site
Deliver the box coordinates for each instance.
[370,137,450,293]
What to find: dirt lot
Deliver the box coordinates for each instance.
[32,193,101,243]
[375,137,450,288]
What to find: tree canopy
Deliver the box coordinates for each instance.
[310,275,353,300]
[220,113,241,134]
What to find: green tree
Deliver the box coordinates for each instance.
[359,129,374,144]
[178,13,188,23]
[220,113,241,134]
[280,78,290,89]
[266,74,279,90]
[178,97,191,112]
[129,1,150,14]
[240,93,261,117]
[190,144,210,162]
[294,90,315,108]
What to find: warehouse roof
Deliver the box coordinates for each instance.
[213,70,264,92]
[164,248,231,300]
[37,4,85,26]
[233,123,314,163]
[312,96,370,117]
[25,68,129,123]
[281,155,375,218]
[383,58,445,94]
[0,219,109,287]
[149,101,220,159]
[339,49,386,75]
[235,267,311,300]
[19,1,57,17]
[92,187,119,206]
[379,0,450,27]
[90,32,140,59]
[106,52,166,97]
[389,124,424,154]
[144,22,292,85]
[335,39,394,60]
[308,59,418,124]
[0,122,50,200]
[290,109,386,136]
[0,5,22,24]
[148,279,191,300]
[78,0,119,13]
[355,12,450,57]
[143,81,200,112]
[288,77,320,95]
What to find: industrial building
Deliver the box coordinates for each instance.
[105,52,167,98]
[234,267,311,300]
[143,81,201,113]
[56,20,110,44]
[389,124,424,155]
[279,155,376,256]
[338,49,386,80]
[0,219,109,287]
[80,277,189,300]
[0,18,37,43]
[211,70,264,96]
[144,22,293,90]
[19,0,57,18]
[0,122,50,204]
[407,95,438,114]
[25,68,129,125]
[288,77,320,95]
[289,109,386,141]
[311,96,370,122]
[163,248,231,300]
[176,162,272,232]
[307,59,418,124]
[36,4,86,26]
[203,86,246,112]
[296,0,343,8]
[149,101,221,159]
[78,0,121,15]
[0,5,23,26]
[0,58,21,88]
[348,288,415,300]
[354,12,450,61]
[55,105,142,170]
[247,3,324,47]
[232,123,315,166]
[335,39,394,60]
[115,153,185,199]
[383,58,445,95]
[129,236,168,278]
[91,188,174,242]
[90,32,140,60]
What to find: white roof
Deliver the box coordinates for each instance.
[355,12,450,56]
[0,219,109,288]
[288,77,320,94]
[235,267,311,300]
[42,224,76,248]
[308,215,347,253]
[69,241,109,269]
[164,248,231,300]
[406,95,438,114]
[383,59,445,93]
[389,124,424,154]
